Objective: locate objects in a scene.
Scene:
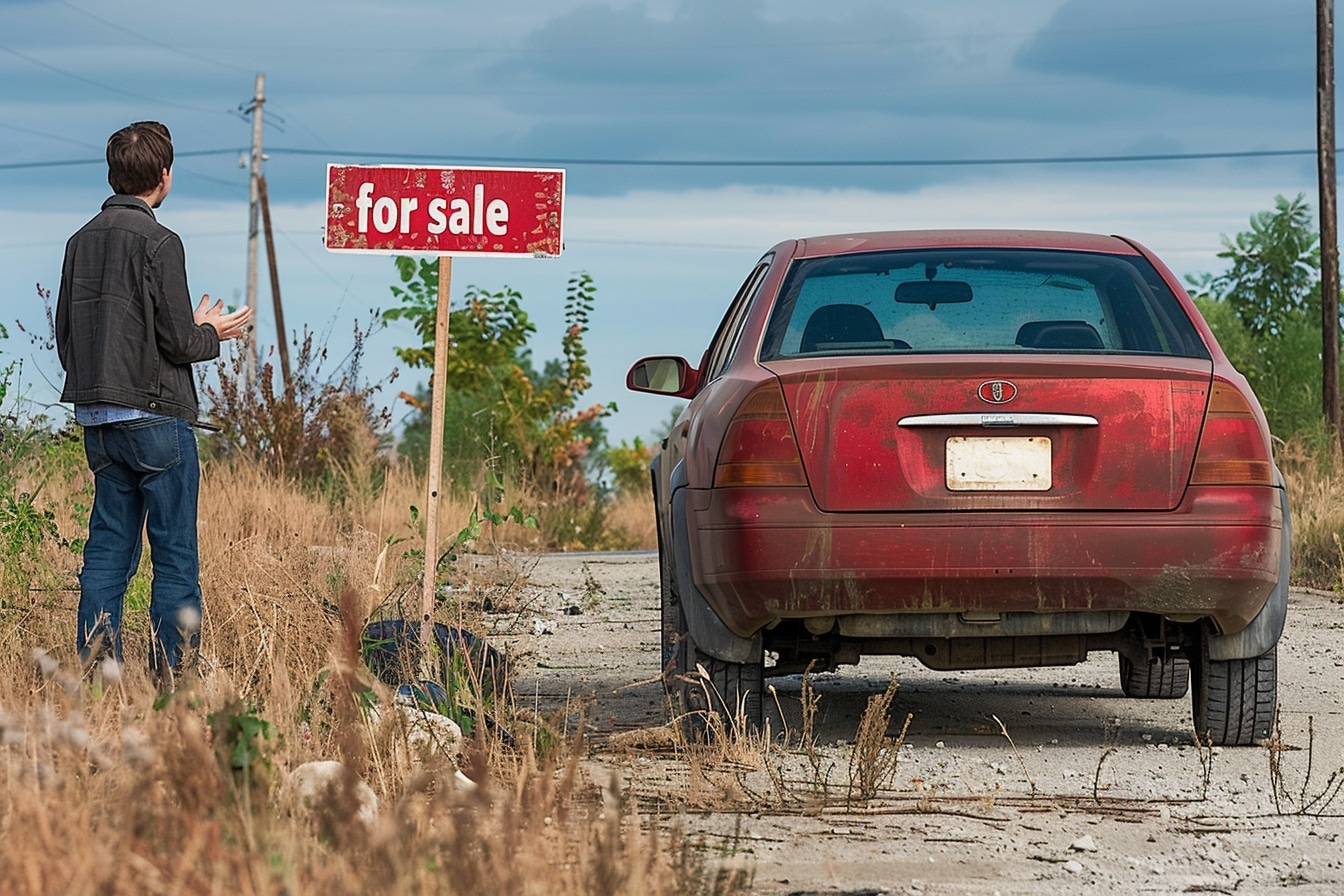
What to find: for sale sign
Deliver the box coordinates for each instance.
[324,164,564,256]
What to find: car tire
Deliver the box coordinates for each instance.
[1191,637,1277,746]
[671,597,763,741]
[1118,653,1190,699]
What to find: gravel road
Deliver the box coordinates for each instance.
[480,550,1344,895]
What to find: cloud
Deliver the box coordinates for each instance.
[1015,0,1314,99]
[497,0,927,101]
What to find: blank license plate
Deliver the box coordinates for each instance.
[946,436,1052,491]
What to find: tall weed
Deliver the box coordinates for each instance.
[201,320,393,497]
[1279,435,1344,592]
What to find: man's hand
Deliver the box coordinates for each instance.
[194,295,253,341]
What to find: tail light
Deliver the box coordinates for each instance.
[1190,378,1275,486]
[714,382,807,487]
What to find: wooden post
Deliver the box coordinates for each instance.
[1320,0,1341,442]
[420,256,452,667]
[257,175,291,392]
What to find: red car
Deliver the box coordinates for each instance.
[627,230,1288,747]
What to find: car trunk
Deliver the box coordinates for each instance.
[766,354,1214,512]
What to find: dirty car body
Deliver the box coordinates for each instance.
[628,230,1288,746]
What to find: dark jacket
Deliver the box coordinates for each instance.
[56,195,220,421]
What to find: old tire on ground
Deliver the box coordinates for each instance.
[1191,638,1277,746]
[1119,653,1190,699]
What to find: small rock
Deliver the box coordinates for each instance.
[1063,860,1084,874]
[392,701,464,759]
[1070,835,1098,853]
[532,618,554,635]
[285,760,379,830]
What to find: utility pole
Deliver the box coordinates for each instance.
[258,175,291,393]
[1320,0,1341,443]
[243,73,265,390]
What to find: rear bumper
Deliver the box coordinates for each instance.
[686,484,1283,639]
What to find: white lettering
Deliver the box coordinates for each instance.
[399,197,418,234]
[356,182,375,233]
[346,180,513,242]
[373,197,397,234]
[448,198,470,235]
[427,198,447,234]
[486,198,508,236]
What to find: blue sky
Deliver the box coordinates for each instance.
[0,0,1328,446]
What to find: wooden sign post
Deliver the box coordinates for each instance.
[421,255,452,658]
[324,164,563,670]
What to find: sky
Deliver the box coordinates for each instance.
[0,0,1331,448]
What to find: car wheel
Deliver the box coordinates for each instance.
[670,589,763,741]
[1190,637,1277,746]
[1118,653,1190,699]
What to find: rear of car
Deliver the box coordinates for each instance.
[629,230,1287,746]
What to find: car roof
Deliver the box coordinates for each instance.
[789,230,1144,258]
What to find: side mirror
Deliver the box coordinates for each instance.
[626,356,699,397]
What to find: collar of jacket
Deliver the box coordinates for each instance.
[101,194,156,217]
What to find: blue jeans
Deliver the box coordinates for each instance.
[78,416,202,676]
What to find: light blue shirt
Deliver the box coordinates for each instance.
[74,403,167,427]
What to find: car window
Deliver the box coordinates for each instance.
[759,248,1210,361]
[703,257,773,382]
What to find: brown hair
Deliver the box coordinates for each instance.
[106,121,174,196]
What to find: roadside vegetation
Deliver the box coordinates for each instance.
[2,202,1343,891]
[0,269,700,894]
[1186,194,1344,592]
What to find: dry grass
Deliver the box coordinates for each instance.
[0,455,742,896]
[598,489,657,551]
[1278,436,1344,592]
[847,675,907,804]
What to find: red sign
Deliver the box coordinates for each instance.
[324,164,564,256]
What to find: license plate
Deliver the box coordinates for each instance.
[946,436,1052,491]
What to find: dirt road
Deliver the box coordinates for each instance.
[481,551,1344,895]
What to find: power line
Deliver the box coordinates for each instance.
[276,147,1323,168]
[0,44,226,115]
[0,146,1328,173]
[0,148,239,172]
[54,0,251,74]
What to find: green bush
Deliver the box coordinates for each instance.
[383,261,614,547]
[1187,194,1344,443]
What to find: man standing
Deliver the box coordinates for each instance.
[56,121,252,686]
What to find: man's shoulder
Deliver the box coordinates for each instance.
[74,197,177,244]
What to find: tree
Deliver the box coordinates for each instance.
[1187,194,1342,441]
[1206,195,1321,338]
[382,260,613,504]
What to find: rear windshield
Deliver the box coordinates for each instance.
[760,248,1210,360]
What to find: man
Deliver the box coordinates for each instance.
[56,121,252,685]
